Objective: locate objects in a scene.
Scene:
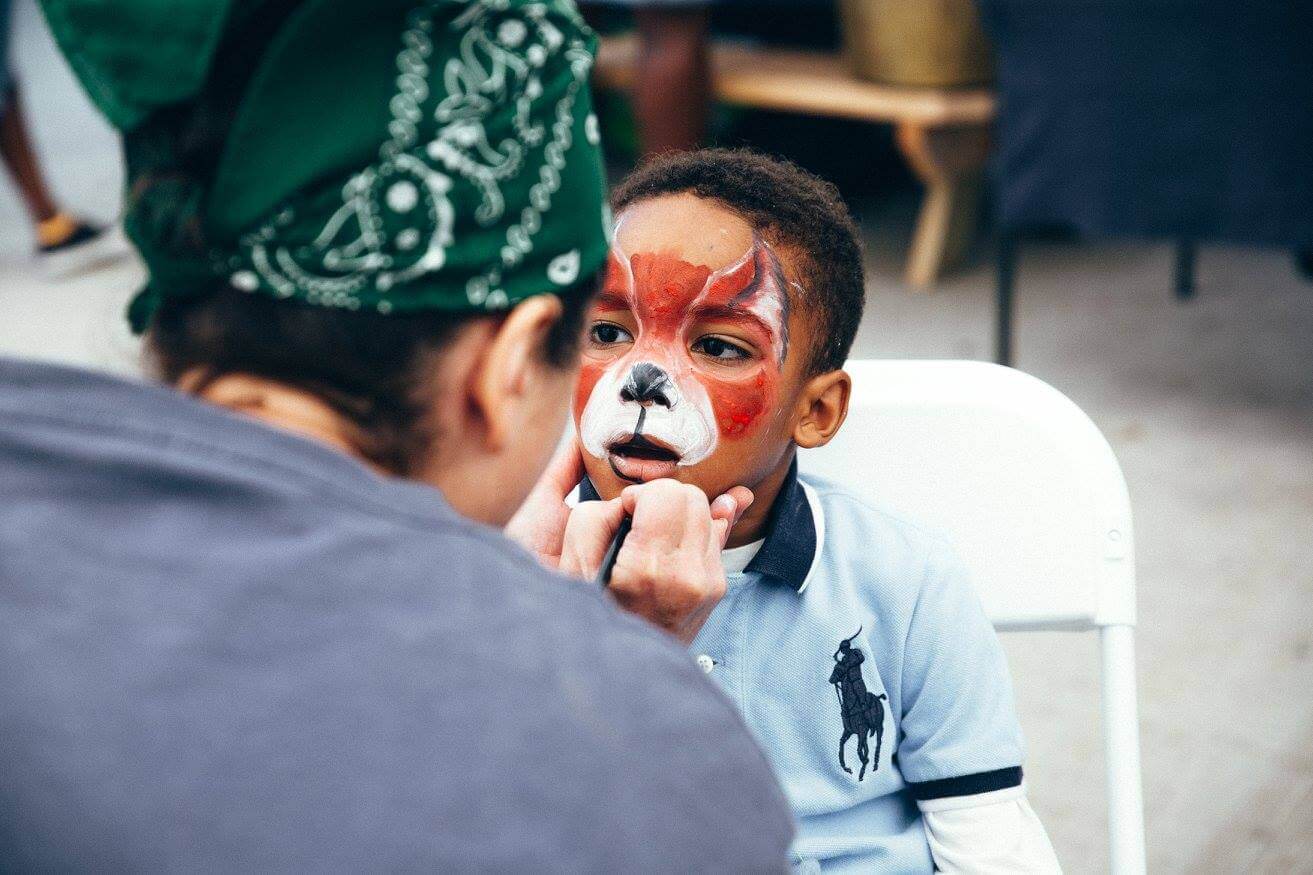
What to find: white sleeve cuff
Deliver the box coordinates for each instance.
[921,792,1062,874]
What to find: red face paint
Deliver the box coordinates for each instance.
[708,372,769,438]
[575,239,790,445]
[630,251,713,322]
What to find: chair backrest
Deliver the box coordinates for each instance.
[799,361,1135,631]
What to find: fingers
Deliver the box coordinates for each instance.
[610,478,737,644]
[620,479,709,555]
[620,480,753,552]
[558,497,626,580]
[538,434,586,501]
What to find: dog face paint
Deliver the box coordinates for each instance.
[575,232,792,484]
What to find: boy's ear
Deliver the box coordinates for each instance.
[793,369,851,450]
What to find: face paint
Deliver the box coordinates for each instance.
[575,230,793,483]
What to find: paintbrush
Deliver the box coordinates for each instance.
[594,515,633,587]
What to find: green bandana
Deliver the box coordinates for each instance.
[40,0,610,332]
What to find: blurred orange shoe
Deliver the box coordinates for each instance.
[36,213,131,279]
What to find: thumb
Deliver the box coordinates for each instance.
[536,434,586,502]
[710,486,754,548]
[505,434,586,559]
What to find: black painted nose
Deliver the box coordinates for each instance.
[620,362,673,408]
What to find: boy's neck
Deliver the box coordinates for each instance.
[724,448,797,549]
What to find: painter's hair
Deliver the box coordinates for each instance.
[612,148,865,374]
[148,275,595,476]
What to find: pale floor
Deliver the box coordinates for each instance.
[2,2,1311,871]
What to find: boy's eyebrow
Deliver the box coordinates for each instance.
[688,303,777,337]
[591,290,631,312]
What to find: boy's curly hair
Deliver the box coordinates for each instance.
[612,148,865,374]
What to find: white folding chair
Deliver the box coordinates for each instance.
[799,360,1146,874]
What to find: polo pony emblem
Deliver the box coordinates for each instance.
[829,627,887,781]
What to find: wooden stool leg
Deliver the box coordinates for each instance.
[896,122,991,289]
[1174,240,1197,301]
[906,174,982,289]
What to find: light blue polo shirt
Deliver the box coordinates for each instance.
[581,459,1025,873]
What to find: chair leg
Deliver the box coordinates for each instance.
[1174,241,1197,301]
[995,234,1016,367]
[1101,624,1147,875]
[1295,247,1313,282]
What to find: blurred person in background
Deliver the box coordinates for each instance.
[585,0,712,154]
[579,0,840,157]
[0,0,125,275]
[0,0,794,869]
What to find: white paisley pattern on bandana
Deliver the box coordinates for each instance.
[226,0,595,313]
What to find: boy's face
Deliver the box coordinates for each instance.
[574,193,813,501]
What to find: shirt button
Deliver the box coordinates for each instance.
[695,654,716,673]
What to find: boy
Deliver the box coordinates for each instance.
[575,149,1061,872]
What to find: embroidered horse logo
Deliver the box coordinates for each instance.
[829,627,887,781]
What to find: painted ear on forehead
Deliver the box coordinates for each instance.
[600,249,628,290]
[706,238,793,363]
[698,237,790,304]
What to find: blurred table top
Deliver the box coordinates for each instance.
[594,34,996,128]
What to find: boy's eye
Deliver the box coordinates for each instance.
[589,323,633,345]
[692,336,750,361]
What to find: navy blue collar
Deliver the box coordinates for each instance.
[576,457,816,593]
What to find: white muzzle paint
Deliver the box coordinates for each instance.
[578,360,717,465]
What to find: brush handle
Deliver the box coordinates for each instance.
[594,515,633,588]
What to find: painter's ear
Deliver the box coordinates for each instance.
[793,369,851,449]
[472,294,565,451]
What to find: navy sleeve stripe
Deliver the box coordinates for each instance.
[906,766,1023,801]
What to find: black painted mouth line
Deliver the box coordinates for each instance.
[608,433,680,462]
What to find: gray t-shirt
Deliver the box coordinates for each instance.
[0,357,793,872]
